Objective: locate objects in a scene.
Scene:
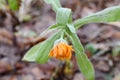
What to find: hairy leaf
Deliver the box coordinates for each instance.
[65,26,95,80]
[44,0,61,12]
[74,6,120,29]
[23,32,61,64]
[56,8,71,26]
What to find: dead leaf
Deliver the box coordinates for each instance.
[73,73,85,80]
[113,73,120,80]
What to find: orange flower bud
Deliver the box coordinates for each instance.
[49,42,74,60]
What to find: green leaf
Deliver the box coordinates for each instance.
[71,34,94,80]
[23,42,42,62]
[56,8,72,26]
[48,24,58,29]
[44,0,61,12]
[67,23,75,33]
[23,31,61,64]
[65,27,95,80]
[8,0,20,11]
[73,6,120,29]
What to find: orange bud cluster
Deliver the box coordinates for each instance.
[49,42,74,60]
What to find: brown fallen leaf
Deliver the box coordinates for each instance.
[108,22,120,28]
[21,74,35,80]
[0,58,13,74]
[113,73,120,80]
[73,73,85,80]
[31,67,46,80]
[0,29,13,45]
[95,61,110,72]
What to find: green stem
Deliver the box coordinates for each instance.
[60,31,64,39]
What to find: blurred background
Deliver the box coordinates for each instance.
[0,0,120,80]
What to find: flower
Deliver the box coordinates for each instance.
[49,42,74,60]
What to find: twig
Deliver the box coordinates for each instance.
[5,0,20,46]
[91,48,109,60]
